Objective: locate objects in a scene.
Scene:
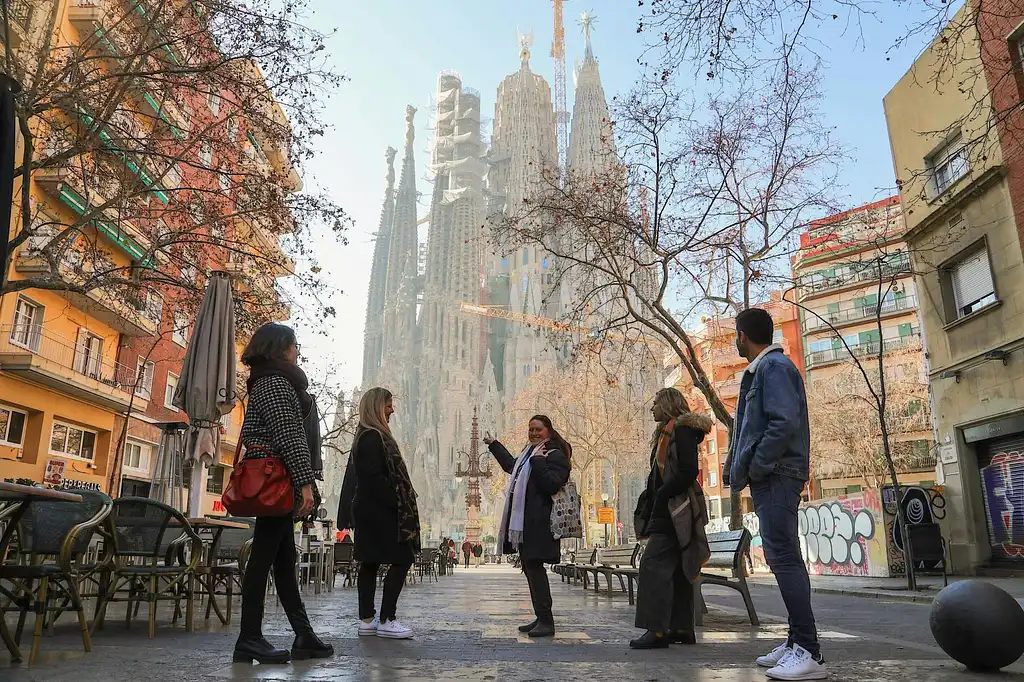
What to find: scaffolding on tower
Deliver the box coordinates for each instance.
[551,0,569,184]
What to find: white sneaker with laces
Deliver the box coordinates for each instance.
[376,618,413,640]
[757,642,792,668]
[358,616,379,636]
[766,644,827,681]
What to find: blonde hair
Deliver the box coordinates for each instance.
[358,387,395,443]
[650,387,690,446]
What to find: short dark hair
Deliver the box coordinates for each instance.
[736,308,774,345]
[241,323,297,366]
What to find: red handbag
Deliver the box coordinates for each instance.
[222,433,294,517]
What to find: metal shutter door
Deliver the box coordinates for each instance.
[951,252,994,311]
[978,435,1024,563]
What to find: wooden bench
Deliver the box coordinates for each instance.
[554,548,597,584]
[695,529,759,626]
[579,544,643,604]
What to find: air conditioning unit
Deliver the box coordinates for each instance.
[892,281,903,293]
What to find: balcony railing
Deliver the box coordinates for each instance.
[805,332,921,368]
[8,0,32,31]
[0,324,144,395]
[803,295,918,331]
[797,259,911,297]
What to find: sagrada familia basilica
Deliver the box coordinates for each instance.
[325,13,622,540]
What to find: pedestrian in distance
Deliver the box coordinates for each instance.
[462,539,473,568]
[233,323,333,665]
[349,387,421,640]
[631,387,713,650]
[484,415,571,638]
[723,308,824,681]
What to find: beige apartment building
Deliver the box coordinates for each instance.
[791,198,936,498]
[884,3,1024,571]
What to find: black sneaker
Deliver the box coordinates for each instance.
[518,619,538,633]
[670,629,696,644]
[630,630,670,649]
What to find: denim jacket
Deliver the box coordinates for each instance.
[725,347,810,491]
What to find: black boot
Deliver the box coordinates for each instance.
[291,632,334,660]
[670,629,697,645]
[233,636,290,664]
[518,619,538,633]
[630,630,670,650]
[527,620,555,638]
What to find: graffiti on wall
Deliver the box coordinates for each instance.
[980,450,1024,561]
[882,484,946,574]
[797,490,888,577]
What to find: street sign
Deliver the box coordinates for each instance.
[597,507,614,524]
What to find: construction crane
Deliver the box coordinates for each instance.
[551,0,569,182]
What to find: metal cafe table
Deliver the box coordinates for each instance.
[0,482,83,662]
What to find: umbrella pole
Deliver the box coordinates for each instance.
[188,460,206,517]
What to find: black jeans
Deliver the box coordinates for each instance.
[751,475,819,656]
[464,552,471,568]
[357,562,411,622]
[635,531,694,633]
[521,559,553,624]
[239,514,311,639]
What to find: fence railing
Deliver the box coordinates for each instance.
[0,324,144,396]
[797,259,912,296]
[7,0,32,31]
[804,295,918,331]
[805,332,921,368]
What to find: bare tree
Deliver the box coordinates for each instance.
[3,0,349,334]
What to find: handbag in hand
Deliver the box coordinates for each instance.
[550,480,583,539]
[222,424,294,517]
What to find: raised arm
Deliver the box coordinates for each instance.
[488,440,517,474]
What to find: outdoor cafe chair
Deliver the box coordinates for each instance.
[90,497,202,639]
[0,490,111,665]
[195,516,255,625]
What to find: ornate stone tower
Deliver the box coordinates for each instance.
[361,147,398,387]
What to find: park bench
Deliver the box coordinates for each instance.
[695,529,759,626]
[554,547,597,584]
[579,543,643,604]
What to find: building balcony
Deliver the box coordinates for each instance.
[1,0,33,49]
[803,295,918,332]
[804,332,921,370]
[0,325,149,412]
[718,377,741,398]
[796,259,912,299]
[68,0,104,31]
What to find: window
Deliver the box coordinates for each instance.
[50,421,97,461]
[165,373,179,409]
[199,142,213,168]
[929,135,970,195]
[709,471,718,488]
[772,329,784,343]
[221,411,232,434]
[164,164,181,189]
[945,246,997,321]
[124,440,151,471]
[207,90,221,116]
[0,405,27,446]
[522,248,529,266]
[181,265,198,285]
[172,312,189,346]
[73,329,104,379]
[10,296,44,351]
[226,118,239,141]
[206,465,226,494]
[218,167,231,192]
[707,439,716,454]
[135,359,155,399]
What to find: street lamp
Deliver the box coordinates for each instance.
[602,492,610,546]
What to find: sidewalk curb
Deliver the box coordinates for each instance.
[750,580,937,604]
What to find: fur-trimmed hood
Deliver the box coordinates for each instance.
[675,411,714,435]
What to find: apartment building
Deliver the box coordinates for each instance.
[792,198,935,497]
[1,0,299,514]
[665,292,803,521]
[884,3,1024,570]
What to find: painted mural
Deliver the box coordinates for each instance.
[881,484,946,575]
[797,490,889,577]
[980,450,1024,561]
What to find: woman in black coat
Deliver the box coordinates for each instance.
[342,387,421,640]
[484,414,571,638]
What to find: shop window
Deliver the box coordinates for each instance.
[50,421,97,461]
[206,465,226,494]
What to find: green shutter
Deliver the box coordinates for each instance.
[898,323,913,337]
[827,302,840,314]
[859,330,880,345]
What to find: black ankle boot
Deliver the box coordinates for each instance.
[528,620,555,638]
[291,632,334,660]
[671,629,697,645]
[233,636,290,664]
[518,619,538,633]
[630,630,670,650]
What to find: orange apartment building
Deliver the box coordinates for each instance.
[1,0,298,514]
[792,197,936,497]
[665,292,804,521]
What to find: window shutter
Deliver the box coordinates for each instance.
[951,251,994,311]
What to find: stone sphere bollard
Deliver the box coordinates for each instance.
[929,580,1024,672]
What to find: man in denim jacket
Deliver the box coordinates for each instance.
[723,308,824,681]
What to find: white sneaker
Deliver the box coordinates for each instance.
[358,616,379,636]
[757,642,792,668]
[766,644,827,681]
[376,618,413,640]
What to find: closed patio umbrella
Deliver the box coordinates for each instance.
[172,270,236,517]
[149,422,188,508]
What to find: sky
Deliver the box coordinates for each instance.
[286,0,945,396]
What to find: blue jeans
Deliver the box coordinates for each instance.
[751,474,820,656]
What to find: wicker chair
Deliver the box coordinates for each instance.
[332,541,356,588]
[90,498,203,639]
[196,517,255,625]
[415,548,438,583]
[0,490,111,665]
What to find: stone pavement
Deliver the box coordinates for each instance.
[5,565,1022,681]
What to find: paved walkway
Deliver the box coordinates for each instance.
[4,565,1021,681]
